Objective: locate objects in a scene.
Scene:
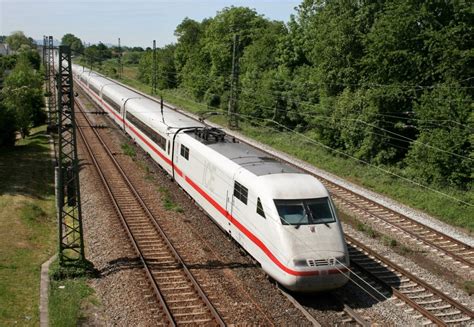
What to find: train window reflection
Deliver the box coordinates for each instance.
[306,198,335,224]
[275,200,308,225]
[274,198,335,225]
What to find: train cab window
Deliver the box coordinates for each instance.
[275,198,335,225]
[275,200,308,225]
[180,144,189,160]
[305,198,336,224]
[233,181,248,205]
[256,197,266,218]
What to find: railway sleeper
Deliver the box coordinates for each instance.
[399,288,426,294]
[158,280,190,287]
[424,304,452,311]
[166,292,196,300]
[444,316,472,323]
[398,282,419,289]
[176,318,213,324]
[171,304,208,311]
[160,285,194,292]
[435,310,461,317]
[416,299,442,305]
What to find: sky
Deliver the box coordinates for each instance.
[0,0,301,47]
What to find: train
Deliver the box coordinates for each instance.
[71,64,350,292]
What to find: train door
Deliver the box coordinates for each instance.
[225,191,234,234]
[231,170,247,248]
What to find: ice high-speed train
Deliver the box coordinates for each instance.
[72,64,350,292]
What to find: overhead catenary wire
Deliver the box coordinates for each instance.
[236,97,473,161]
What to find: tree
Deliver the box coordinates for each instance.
[61,33,84,53]
[6,31,34,51]
[405,84,473,189]
[2,55,44,138]
[0,101,16,147]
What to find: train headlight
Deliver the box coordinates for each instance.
[293,259,308,267]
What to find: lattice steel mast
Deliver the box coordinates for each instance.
[56,45,86,265]
[47,36,57,130]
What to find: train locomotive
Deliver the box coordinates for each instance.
[72,64,350,292]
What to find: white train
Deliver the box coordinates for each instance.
[72,64,350,292]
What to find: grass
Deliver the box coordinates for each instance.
[0,126,57,326]
[463,281,474,296]
[48,260,97,327]
[121,142,136,158]
[158,187,184,212]
[382,236,397,248]
[93,61,474,233]
[356,223,378,238]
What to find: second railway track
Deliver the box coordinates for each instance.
[346,233,474,326]
[75,97,225,326]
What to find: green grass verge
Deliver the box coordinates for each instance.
[48,260,96,327]
[93,62,474,233]
[0,126,56,326]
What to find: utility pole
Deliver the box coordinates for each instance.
[43,36,52,129]
[152,40,157,95]
[88,42,92,71]
[47,36,57,130]
[228,34,240,129]
[56,45,86,266]
[118,37,122,79]
[42,36,47,68]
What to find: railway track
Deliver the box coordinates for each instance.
[328,185,473,270]
[280,286,371,327]
[346,233,474,326]
[75,98,225,326]
[98,72,473,275]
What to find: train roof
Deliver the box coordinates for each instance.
[258,173,329,199]
[102,83,140,101]
[187,131,302,177]
[126,98,204,131]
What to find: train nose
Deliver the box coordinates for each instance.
[290,253,349,269]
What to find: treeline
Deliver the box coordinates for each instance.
[0,31,45,146]
[133,1,472,191]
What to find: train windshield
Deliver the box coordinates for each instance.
[275,197,336,225]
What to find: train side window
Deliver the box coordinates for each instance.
[233,181,248,205]
[180,144,189,160]
[167,140,170,154]
[256,197,266,218]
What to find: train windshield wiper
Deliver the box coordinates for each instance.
[275,198,335,226]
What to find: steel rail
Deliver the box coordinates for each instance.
[75,97,225,326]
[347,235,474,326]
[330,190,473,268]
[75,105,175,325]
